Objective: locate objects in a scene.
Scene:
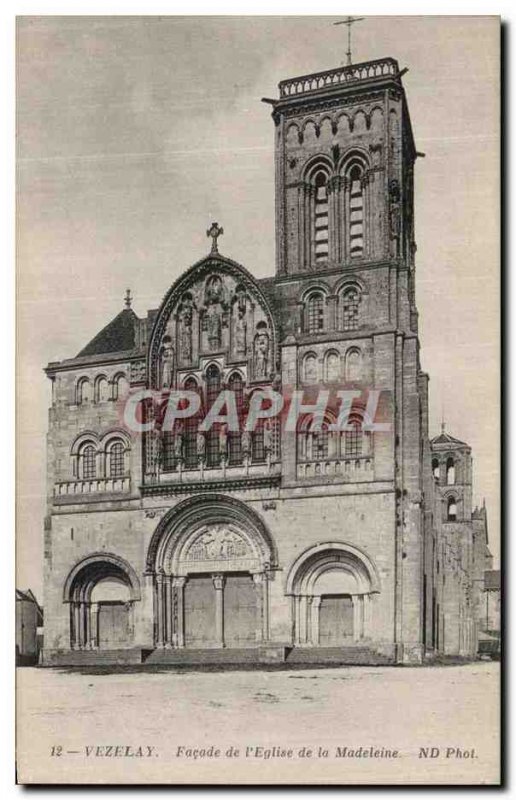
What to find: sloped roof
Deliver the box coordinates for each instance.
[77,308,139,358]
[430,427,469,449]
[484,570,501,591]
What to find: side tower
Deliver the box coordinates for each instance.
[263,58,428,663]
[269,58,416,289]
[430,427,477,655]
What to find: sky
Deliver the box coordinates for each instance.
[16,15,500,598]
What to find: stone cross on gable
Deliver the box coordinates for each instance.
[207,222,224,254]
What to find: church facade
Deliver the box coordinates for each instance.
[42,56,490,666]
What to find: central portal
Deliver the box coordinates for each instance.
[147,495,276,650]
[183,573,258,648]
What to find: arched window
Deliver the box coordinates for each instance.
[314,171,329,262]
[446,457,455,485]
[345,347,361,381]
[228,372,244,465]
[348,164,364,257]
[107,440,125,478]
[344,418,363,457]
[80,443,96,479]
[307,292,325,334]
[432,458,440,481]
[447,496,457,521]
[303,353,318,383]
[76,377,91,404]
[324,351,340,383]
[205,365,221,467]
[113,374,129,401]
[184,377,200,469]
[312,425,329,459]
[95,376,109,403]
[342,288,360,331]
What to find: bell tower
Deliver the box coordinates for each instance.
[264,57,417,278]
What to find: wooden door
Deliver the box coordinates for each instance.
[97,602,130,648]
[224,574,257,647]
[319,595,353,645]
[184,576,216,647]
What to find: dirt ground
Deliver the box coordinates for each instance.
[16,660,500,785]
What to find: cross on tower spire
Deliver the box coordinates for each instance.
[333,16,365,67]
[207,222,224,254]
[124,288,132,309]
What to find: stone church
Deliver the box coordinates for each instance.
[42,55,491,666]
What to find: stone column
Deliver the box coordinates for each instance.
[213,575,226,648]
[294,595,302,645]
[72,602,80,649]
[306,597,313,644]
[312,597,322,646]
[352,595,364,642]
[172,577,186,648]
[155,572,165,648]
[253,573,264,643]
[164,575,173,648]
[78,601,87,649]
[263,572,271,642]
[85,603,92,649]
[90,603,99,648]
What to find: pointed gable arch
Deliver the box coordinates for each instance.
[147,254,278,389]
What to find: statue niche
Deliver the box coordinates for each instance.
[254,321,270,379]
[177,293,194,364]
[233,286,248,358]
[159,335,175,389]
[202,274,227,352]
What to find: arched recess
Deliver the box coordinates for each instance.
[298,156,334,267]
[63,553,141,650]
[285,542,380,646]
[146,495,277,649]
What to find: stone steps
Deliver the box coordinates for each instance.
[44,648,146,666]
[42,644,394,667]
[144,645,289,665]
[287,646,394,665]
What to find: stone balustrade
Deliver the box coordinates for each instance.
[297,456,373,480]
[278,58,399,98]
[54,476,131,497]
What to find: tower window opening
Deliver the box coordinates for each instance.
[349,165,364,257]
[432,458,440,481]
[447,497,457,522]
[446,457,455,485]
[342,289,360,331]
[307,292,325,334]
[314,172,329,262]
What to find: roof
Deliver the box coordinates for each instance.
[76,308,140,358]
[484,570,501,591]
[430,426,469,450]
[16,589,43,620]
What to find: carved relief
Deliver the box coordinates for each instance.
[185,525,252,562]
[148,257,275,389]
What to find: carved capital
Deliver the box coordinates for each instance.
[212,574,226,591]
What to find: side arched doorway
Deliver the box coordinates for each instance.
[146,495,276,649]
[63,554,141,650]
[286,543,380,646]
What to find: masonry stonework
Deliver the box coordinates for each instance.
[42,55,490,666]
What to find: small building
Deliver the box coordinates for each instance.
[16,589,43,665]
[482,570,501,635]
